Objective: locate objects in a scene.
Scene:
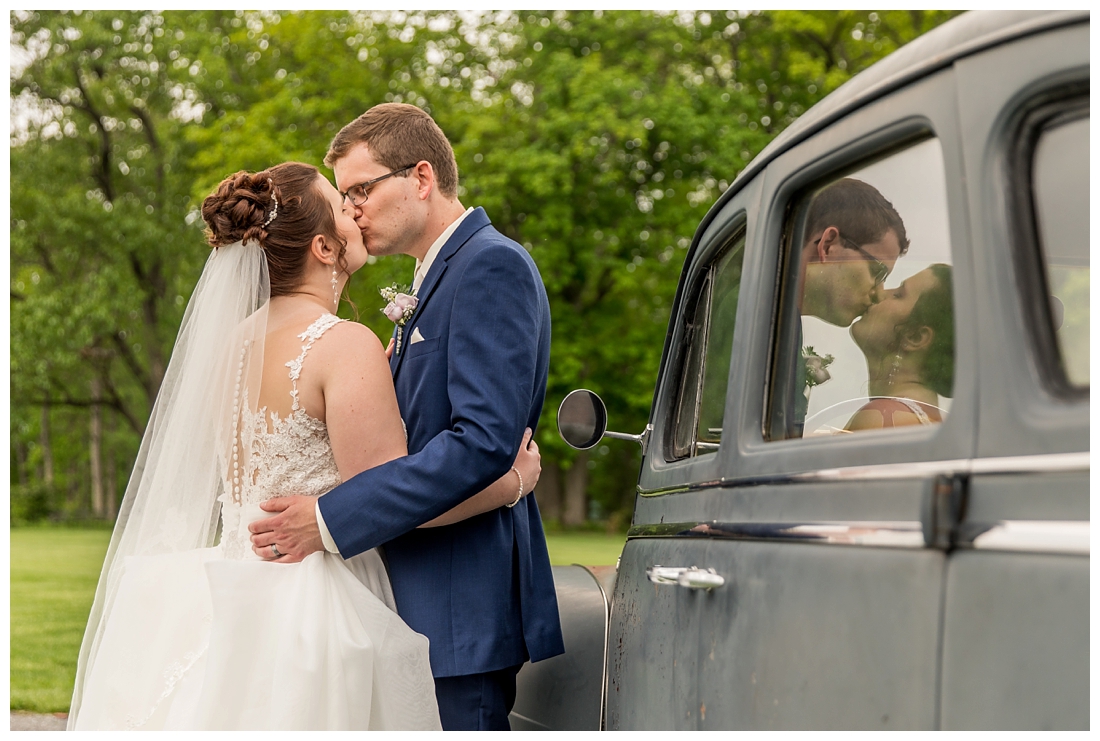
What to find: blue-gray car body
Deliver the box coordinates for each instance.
[510,10,1089,731]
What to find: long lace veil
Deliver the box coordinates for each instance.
[68,240,269,728]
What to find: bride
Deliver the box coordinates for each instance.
[67,162,541,730]
[846,263,954,430]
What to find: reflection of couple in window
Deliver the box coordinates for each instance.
[848,263,953,429]
[798,177,953,433]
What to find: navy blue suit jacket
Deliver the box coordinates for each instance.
[318,208,565,677]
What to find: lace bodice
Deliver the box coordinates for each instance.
[219,313,344,559]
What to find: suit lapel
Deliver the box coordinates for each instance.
[391,208,492,379]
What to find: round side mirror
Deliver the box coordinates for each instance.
[557,389,608,450]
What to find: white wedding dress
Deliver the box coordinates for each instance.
[73,314,441,731]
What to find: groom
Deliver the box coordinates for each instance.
[250,103,564,730]
[789,177,908,435]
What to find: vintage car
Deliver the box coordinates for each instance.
[509,10,1089,731]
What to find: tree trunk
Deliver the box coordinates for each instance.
[14,441,29,486]
[538,459,563,523]
[106,455,119,520]
[67,457,80,509]
[90,377,105,517]
[106,412,119,520]
[562,452,589,527]
[40,402,54,486]
[147,355,166,412]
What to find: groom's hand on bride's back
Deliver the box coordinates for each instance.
[249,495,325,563]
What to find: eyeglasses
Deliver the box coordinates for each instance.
[841,236,891,286]
[339,164,418,207]
[815,234,891,285]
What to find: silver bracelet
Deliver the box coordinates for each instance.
[505,465,523,508]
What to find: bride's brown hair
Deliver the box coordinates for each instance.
[201,162,348,298]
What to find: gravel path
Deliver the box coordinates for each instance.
[10,712,68,731]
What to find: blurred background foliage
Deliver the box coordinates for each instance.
[10,10,961,530]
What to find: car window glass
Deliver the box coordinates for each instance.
[768,138,955,440]
[1032,113,1089,387]
[670,230,746,459]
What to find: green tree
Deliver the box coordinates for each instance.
[11,10,962,525]
[433,10,961,525]
[11,10,216,517]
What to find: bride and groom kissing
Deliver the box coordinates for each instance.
[69,103,565,730]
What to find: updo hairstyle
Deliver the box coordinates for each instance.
[899,263,954,398]
[201,162,347,298]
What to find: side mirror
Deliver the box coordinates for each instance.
[557,389,608,450]
[557,389,653,453]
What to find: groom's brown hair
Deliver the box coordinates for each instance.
[325,103,459,198]
[805,177,909,257]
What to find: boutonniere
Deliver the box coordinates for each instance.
[380,284,418,354]
[802,345,834,388]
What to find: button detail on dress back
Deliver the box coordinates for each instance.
[220,314,345,557]
[230,343,247,501]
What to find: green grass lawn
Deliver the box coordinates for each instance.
[10,525,624,713]
[544,530,625,566]
[10,526,112,713]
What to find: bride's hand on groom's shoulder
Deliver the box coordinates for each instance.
[248,495,325,562]
[514,428,541,496]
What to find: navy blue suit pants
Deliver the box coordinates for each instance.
[434,665,523,731]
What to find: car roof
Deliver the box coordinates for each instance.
[701,10,1089,231]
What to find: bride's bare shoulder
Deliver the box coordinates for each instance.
[309,319,388,367]
[324,318,384,346]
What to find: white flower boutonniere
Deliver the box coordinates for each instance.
[802,345,834,388]
[380,284,418,354]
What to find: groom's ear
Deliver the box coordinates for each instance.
[410,161,435,202]
[816,226,841,261]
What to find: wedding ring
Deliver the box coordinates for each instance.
[271,543,282,558]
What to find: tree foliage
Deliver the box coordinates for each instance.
[10,9,961,524]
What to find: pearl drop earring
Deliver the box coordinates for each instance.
[332,266,340,308]
[887,352,902,388]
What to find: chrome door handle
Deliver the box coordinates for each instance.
[646,565,726,590]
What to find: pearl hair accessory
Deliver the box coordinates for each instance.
[263,178,279,227]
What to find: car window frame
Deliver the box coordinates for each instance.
[763,131,953,443]
[1008,87,1089,399]
[638,67,977,494]
[664,217,748,462]
[729,74,978,479]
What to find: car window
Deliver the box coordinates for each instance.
[1031,110,1088,388]
[669,229,746,459]
[767,138,956,440]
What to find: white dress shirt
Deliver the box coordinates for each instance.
[414,207,474,292]
[315,207,475,554]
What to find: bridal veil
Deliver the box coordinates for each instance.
[68,240,269,727]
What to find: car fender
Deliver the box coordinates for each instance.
[509,564,616,730]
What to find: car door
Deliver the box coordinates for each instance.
[604,167,759,730]
[941,19,1089,730]
[607,64,975,729]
